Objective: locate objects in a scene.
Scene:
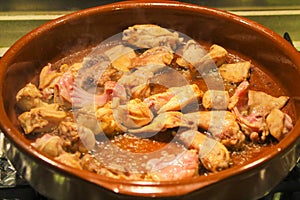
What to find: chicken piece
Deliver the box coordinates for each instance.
[58,121,96,152]
[228,80,249,110]
[74,105,102,134]
[128,111,183,134]
[39,63,62,100]
[122,24,183,50]
[202,90,229,110]
[248,90,289,117]
[177,130,231,172]
[113,98,154,129]
[157,84,203,114]
[70,81,126,108]
[266,108,293,141]
[104,44,137,72]
[18,104,67,134]
[133,46,174,67]
[55,152,82,169]
[78,53,111,90]
[95,101,123,136]
[148,149,199,181]
[219,61,251,83]
[16,83,44,111]
[176,39,207,68]
[229,81,291,142]
[182,111,245,148]
[144,84,203,113]
[32,133,65,157]
[118,64,166,96]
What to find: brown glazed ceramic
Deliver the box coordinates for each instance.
[1,1,300,199]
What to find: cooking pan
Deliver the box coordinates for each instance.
[0,1,300,199]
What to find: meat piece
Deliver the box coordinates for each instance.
[78,53,111,90]
[32,133,65,157]
[176,39,207,68]
[122,24,183,50]
[58,121,96,152]
[228,80,249,110]
[202,90,229,110]
[104,44,137,72]
[74,105,102,135]
[229,81,291,142]
[182,111,245,148]
[248,90,289,117]
[95,101,123,136]
[219,61,251,83]
[113,98,154,129]
[55,152,82,169]
[266,108,293,141]
[117,64,166,96]
[177,130,231,172]
[18,104,66,134]
[128,111,183,134]
[143,84,203,113]
[133,46,174,67]
[16,83,44,111]
[157,84,203,114]
[148,149,199,181]
[71,81,126,108]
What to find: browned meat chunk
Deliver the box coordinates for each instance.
[177,130,231,172]
[57,121,96,152]
[104,44,137,72]
[32,133,65,157]
[266,108,293,141]
[129,111,183,134]
[202,90,229,110]
[219,61,251,83]
[16,83,44,111]
[122,24,183,50]
[132,46,174,67]
[144,84,203,114]
[18,104,67,134]
[182,111,245,148]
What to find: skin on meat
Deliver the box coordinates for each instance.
[122,24,183,50]
[177,130,231,172]
[148,149,199,181]
[219,61,251,83]
[202,90,229,110]
[182,111,245,149]
[143,84,203,114]
[18,104,67,134]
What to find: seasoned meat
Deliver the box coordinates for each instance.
[202,90,229,110]
[18,104,66,134]
[182,111,245,148]
[176,39,206,68]
[32,133,65,157]
[230,81,291,142]
[55,152,82,169]
[219,61,251,83]
[266,108,293,141]
[144,84,203,114]
[57,121,96,152]
[113,98,154,130]
[122,24,183,50]
[177,130,231,172]
[129,111,183,134]
[104,44,137,72]
[133,46,174,67]
[148,149,199,181]
[16,83,44,111]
